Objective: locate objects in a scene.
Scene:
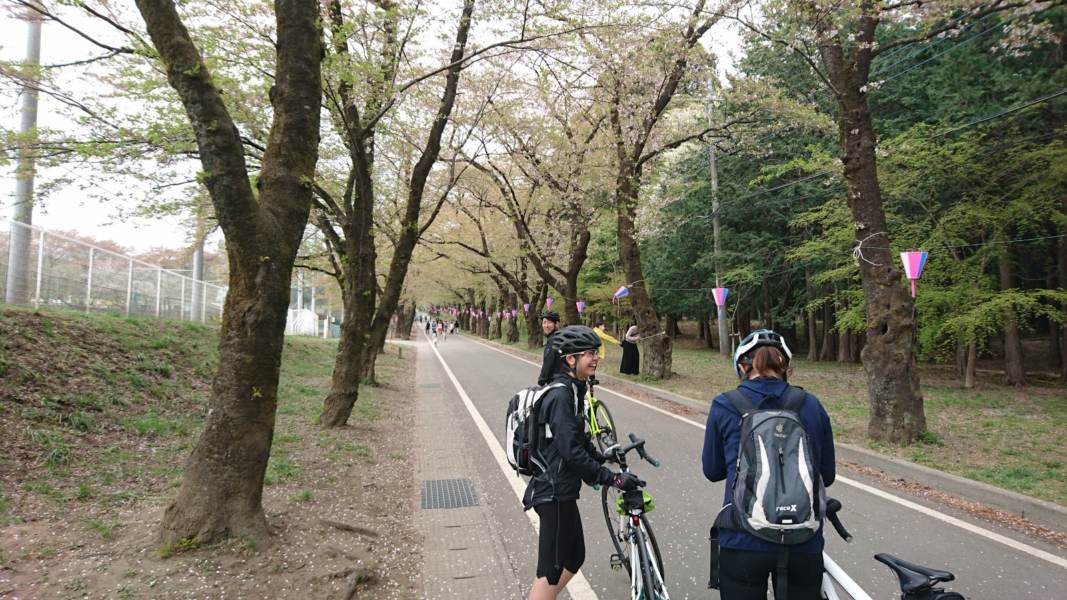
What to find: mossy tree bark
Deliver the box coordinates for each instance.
[135,0,323,545]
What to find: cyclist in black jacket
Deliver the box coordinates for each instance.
[537,310,562,385]
[524,325,642,600]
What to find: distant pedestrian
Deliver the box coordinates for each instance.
[536,310,562,385]
[620,322,640,375]
[592,321,620,360]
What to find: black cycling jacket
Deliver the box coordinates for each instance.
[522,373,613,509]
[537,330,562,386]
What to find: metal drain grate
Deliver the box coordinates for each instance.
[421,478,478,509]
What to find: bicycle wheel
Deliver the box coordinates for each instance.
[635,524,665,599]
[592,399,618,454]
[602,485,629,574]
[642,515,665,582]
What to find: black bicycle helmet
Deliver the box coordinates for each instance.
[553,325,602,355]
[540,310,561,322]
[733,328,793,379]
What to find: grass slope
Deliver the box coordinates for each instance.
[0,307,419,598]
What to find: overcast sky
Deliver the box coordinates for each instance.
[1,3,745,256]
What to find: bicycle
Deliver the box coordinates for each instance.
[599,433,669,600]
[586,376,618,454]
[821,498,965,600]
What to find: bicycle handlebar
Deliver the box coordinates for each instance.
[605,434,661,468]
[627,433,662,468]
[825,498,853,542]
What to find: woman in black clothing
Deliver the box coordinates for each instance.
[619,322,640,375]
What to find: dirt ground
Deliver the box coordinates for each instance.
[0,310,420,600]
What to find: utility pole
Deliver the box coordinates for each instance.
[6,3,43,304]
[707,74,729,355]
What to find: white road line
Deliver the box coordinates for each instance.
[464,335,1067,570]
[424,332,601,600]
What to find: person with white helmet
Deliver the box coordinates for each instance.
[702,329,836,600]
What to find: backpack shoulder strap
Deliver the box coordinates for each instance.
[722,389,755,416]
[781,385,807,413]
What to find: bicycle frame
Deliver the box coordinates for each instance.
[819,499,963,600]
[587,393,606,436]
[603,434,668,600]
[822,553,874,600]
[625,515,670,600]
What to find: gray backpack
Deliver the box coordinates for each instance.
[708,386,825,598]
[725,385,824,545]
[505,383,564,476]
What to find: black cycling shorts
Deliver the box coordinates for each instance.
[719,548,824,600]
[534,499,585,585]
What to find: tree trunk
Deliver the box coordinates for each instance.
[835,85,925,443]
[396,303,416,340]
[805,270,817,361]
[666,315,678,340]
[1049,273,1063,376]
[736,303,751,342]
[837,305,852,363]
[761,280,773,329]
[506,292,520,343]
[525,285,547,349]
[1059,217,1067,383]
[819,302,835,361]
[478,297,488,338]
[963,340,978,389]
[138,0,323,545]
[851,330,863,363]
[525,313,541,348]
[322,259,373,426]
[615,166,671,378]
[490,296,502,339]
[807,309,818,361]
[999,253,1026,386]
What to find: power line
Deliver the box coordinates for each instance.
[934,88,1067,138]
[876,18,1009,85]
[867,234,1066,252]
[671,87,1067,219]
[870,11,1004,79]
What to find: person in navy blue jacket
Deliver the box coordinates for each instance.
[702,329,836,600]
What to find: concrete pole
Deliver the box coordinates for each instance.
[296,270,304,310]
[707,75,729,355]
[155,267,162,317]
[85,247,94,313]
[6,5,43,304]
[190,241,204,321]
[125,258,133,315]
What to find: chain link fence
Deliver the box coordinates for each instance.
[1,219,225,322]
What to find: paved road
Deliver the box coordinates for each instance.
[427,332,1067,599]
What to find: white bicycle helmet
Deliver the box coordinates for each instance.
[733,329,793,379]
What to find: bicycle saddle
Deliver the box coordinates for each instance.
[874,553,955,593]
